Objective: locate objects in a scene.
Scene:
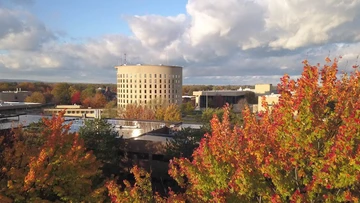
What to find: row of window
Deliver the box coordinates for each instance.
[119,94,179,99]
[117,84,180,89]
[118,73,181,79]
[118,89,178,94]
[118,99,179,107]
[117,79,181,84]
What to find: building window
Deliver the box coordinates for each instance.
[154,74,157,78]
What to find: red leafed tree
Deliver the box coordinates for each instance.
[82,97,93,108]
[71,91,81,104]
[169,58,360,202]
[107,58,360,202]
[0,112,104,202]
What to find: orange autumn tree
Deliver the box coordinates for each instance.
[168,58,360,202]
[107,58,360,202]
[0,112,104,202]
[106,166,186,203]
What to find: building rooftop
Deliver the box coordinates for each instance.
[114,64,182,69]
[0,102,42,112]
[193,90,251,96]
[1,115,203,143]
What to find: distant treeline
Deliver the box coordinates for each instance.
[0,81,117,109]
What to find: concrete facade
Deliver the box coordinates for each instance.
[258,93,280,112]
[43,105,103,118]
[0,102,42,115]
[193,90,253,112]
[254,84,272,94]
[0,91,31,102]
[115,64,182,108]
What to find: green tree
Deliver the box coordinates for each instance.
[181,101,195,116]
[81,87,96,102]
[78,119,120,177]
[165,127,204,159]
[51,83,71,104]
[103,100,118,118]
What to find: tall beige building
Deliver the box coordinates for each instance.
[115,64,182,108]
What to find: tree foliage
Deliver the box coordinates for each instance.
[79,119,119,167]
[169,58,360,202]
[71,91,81,104]
[0,112,104,202]
[81,87,96,102]
[92,93,108,108]
[165,127,205,159]
[103,100,118,118]
[51,83,71,104]
[121,104,156,120]
[25,91,46,104]
[180,101,195,116]
[106,166,186,203]
[108,58,360,202]
[121,104,181,121]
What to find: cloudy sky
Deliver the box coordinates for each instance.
[0,0,359,85]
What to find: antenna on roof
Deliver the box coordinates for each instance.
[124,53,127,64]
[119,56,122,65]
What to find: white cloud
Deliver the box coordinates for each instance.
[0,7,55,50]
[265,0,360,49]
[1,0,360,84]
[127,14,187,48]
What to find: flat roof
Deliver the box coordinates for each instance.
[193,90,252,97]
[0,102,42,110]
[114,64,182,69]
[1,115,202,143]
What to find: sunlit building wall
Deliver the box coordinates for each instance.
[115,64,183,108]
